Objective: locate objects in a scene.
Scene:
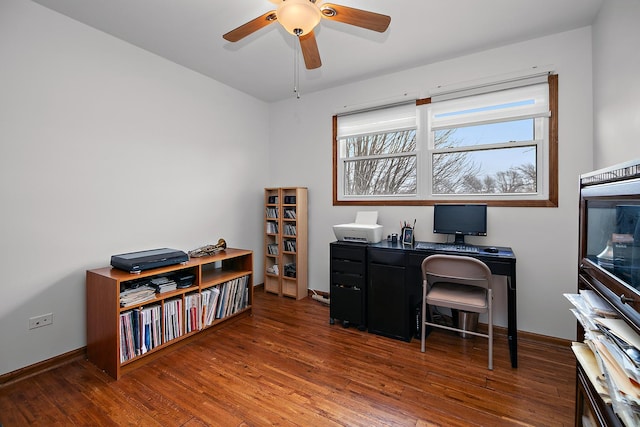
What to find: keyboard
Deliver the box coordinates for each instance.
[414,242,480,253]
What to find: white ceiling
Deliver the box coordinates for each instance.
[32,0,603,103]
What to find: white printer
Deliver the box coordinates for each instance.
[332,211,384,244]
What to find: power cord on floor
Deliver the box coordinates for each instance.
[310,289,330,305]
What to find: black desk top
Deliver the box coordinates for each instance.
[367,240,516,261]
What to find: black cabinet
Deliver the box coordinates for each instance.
[407,253,429,337]
[329,242,367,330]
[574,160,640,426]
[367,248,416,342]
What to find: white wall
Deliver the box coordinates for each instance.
[0,0,269,375]
[592,0,640,168]
[268,28,595,340]
[6,0,636,377]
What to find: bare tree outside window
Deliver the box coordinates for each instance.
[432,126,538,195]
[343,130,417,195]
[343,127,537,196]
[432,129,481,194]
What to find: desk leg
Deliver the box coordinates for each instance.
[507,271,518,368]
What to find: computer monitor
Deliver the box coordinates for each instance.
[433,204,487,245]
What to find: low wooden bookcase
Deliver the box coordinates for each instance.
[86,248,253,379]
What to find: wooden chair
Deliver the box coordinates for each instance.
[421,254,494,370]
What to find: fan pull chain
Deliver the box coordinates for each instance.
[294,32,301,99]
[294,45,300,98]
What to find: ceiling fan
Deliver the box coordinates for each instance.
[222,0,391,70]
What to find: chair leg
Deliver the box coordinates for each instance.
[421,281,427,353]
[488,288,493,370]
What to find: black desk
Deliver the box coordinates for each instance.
[330,240,518,368]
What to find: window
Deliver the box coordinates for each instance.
[336,104,417,198]
[333,74,558,207]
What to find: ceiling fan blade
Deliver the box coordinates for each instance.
[320,3,390,32]
[222,11,277,42]
[299,31,322,69]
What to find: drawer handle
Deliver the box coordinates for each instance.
[333,284,361,291]
[620,294,635,305]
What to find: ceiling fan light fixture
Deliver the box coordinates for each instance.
[276,0,322,36]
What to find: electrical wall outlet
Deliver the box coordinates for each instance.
[29,313,53,329]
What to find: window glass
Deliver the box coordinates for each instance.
[337,104,417,199]
[434,119,534,148]
[333,74,557,206]
[344,154,417,196]
[342,129,417,196]
[432,145,537,195]
[343,130,416,157]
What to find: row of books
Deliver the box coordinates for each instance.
[266,207,278,218]
[283,208,297,219]
[283,224,296,236]
[119,275,250,363]
[163,298,183,342]
[283,239,296,252]
[202,275,250,325]
[266,221,278,234]
[267,243,278,255]
[185,293,201,333]
[119,305,162,363]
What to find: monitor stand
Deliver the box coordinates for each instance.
[453,233,466,245]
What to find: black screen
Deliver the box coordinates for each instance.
[433,204,487,244]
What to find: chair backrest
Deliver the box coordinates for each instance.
[421,254,492,290]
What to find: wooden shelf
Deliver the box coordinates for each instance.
[86,248,253,379]
[264,187,308,299]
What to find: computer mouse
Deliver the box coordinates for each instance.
[484,247,499,253]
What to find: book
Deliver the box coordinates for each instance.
[208,286,221,324]
[184,293,201,333]
[216,282,229,319]
[225,278,238,318]
[119,311,136,362]
[163,298,183,342]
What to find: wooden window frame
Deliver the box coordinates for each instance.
[332,74,558,207]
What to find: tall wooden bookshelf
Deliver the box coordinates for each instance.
[86,248,253,379]
[264,187,308,299]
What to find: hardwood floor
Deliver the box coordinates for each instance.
[0,289,576,426]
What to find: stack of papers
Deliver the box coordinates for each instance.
[150,276,177,293]
[565,290,640,425]
[120,286,156,307]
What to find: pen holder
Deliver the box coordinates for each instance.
[401,227,414,245]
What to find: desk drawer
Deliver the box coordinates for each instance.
[369,249,405,266]
[331,244,367,262]
[331,272,364,288]
[330,282,365,327]
[331,259,365,275]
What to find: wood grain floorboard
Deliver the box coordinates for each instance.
[0,289,575,426]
